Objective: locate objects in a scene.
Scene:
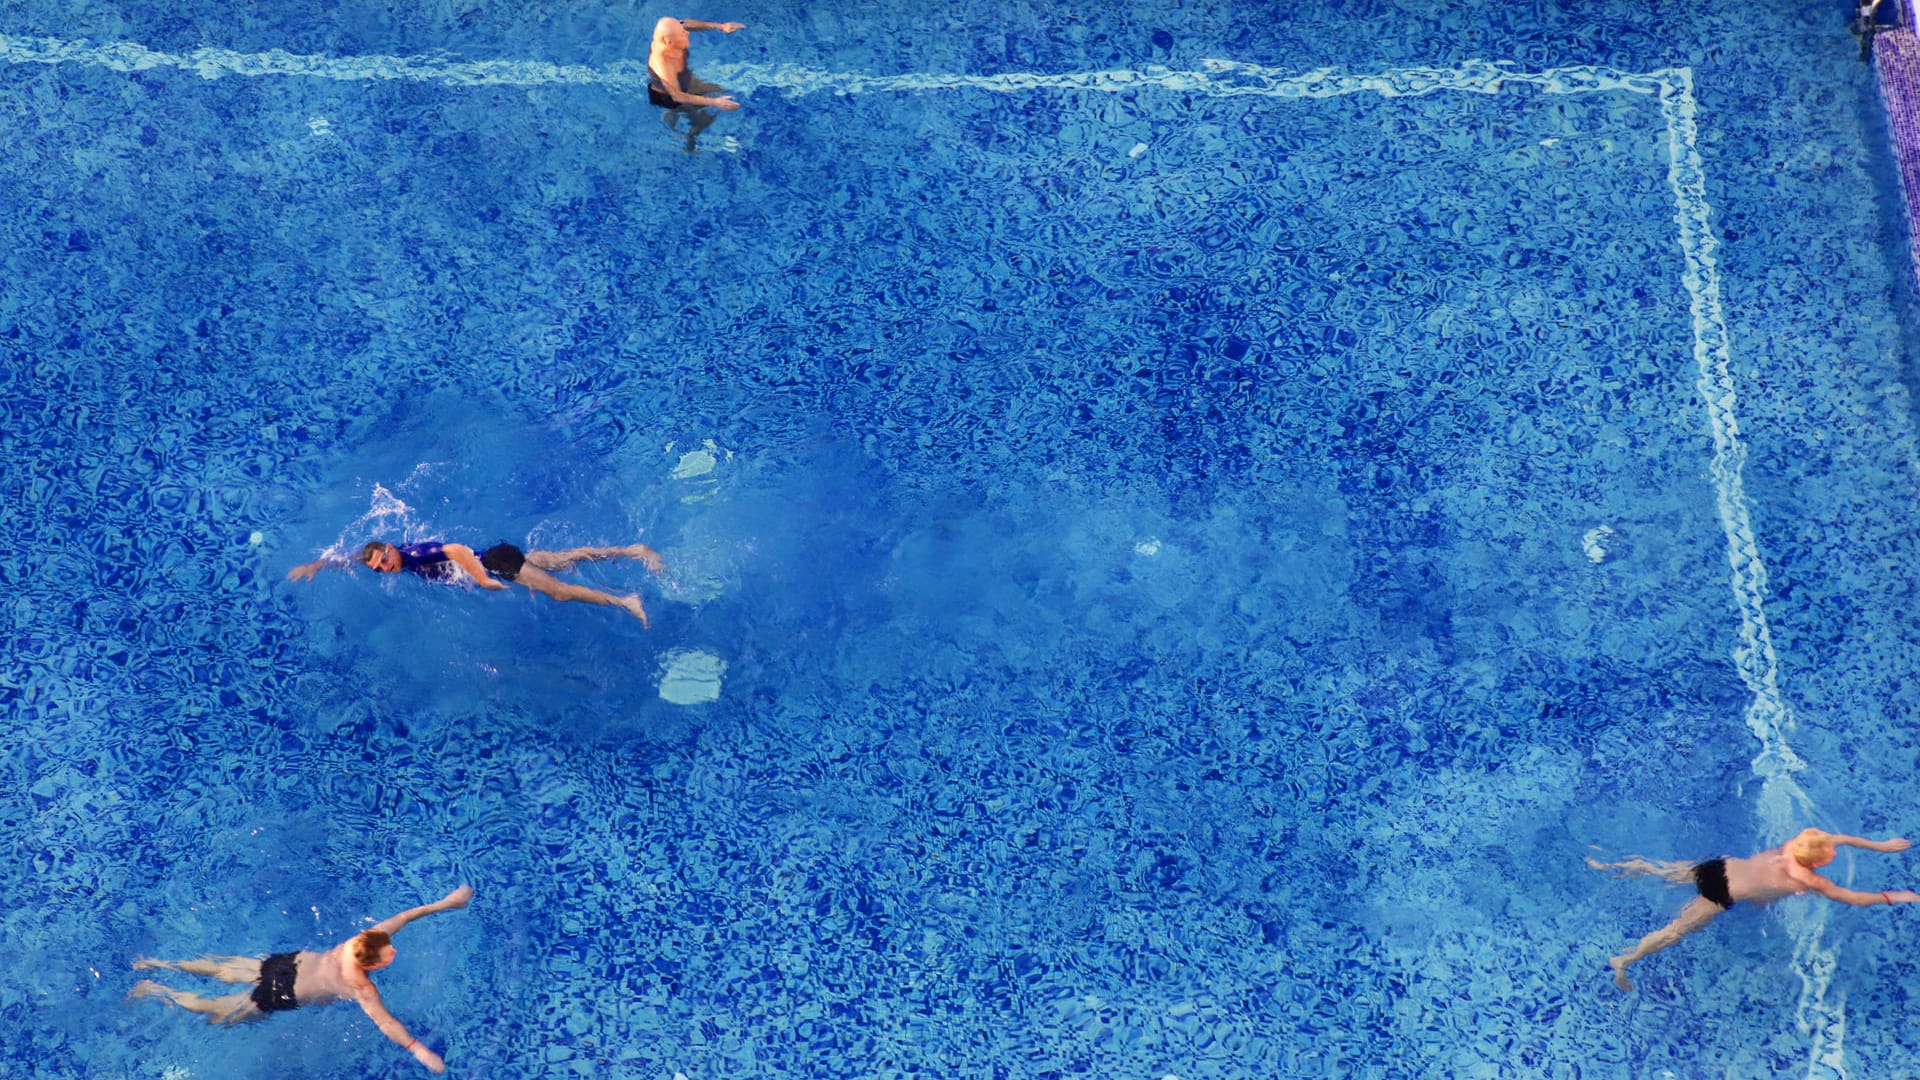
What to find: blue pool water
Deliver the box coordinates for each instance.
[7,0,1920,1076]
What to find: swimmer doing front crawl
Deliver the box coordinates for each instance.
[130,885,473,1074]
[290,538,665,627]
[1590,828,1917,991]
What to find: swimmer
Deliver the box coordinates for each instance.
[130,885,473,1074]
[647,16,746,150]
[289,540,665,627]
[1590,829,1916,991]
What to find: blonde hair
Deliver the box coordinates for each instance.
[1786,828,1836,868]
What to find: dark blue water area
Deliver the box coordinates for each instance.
[6,0,1920,1077]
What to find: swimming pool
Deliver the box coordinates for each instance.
[6,0,1920,1075]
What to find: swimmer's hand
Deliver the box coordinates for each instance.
[288,560,327,581]
[442,885,473,909]
[409,1041,446,1073]
[1886,889,1920,903]
[1886,838,1913,853]
[477,578,510,591]
[718,21,745,32]
[712,96,741,111]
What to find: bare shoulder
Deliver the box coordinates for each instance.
[1781,858,1826,888]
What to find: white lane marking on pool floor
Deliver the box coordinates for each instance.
[0,33,1835,1073]
[0,33,660,91]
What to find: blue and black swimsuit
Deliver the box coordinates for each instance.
[395,541,525,582]
[395,542,458,581]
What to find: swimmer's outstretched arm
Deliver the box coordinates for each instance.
[681,19,745,32]
[440,545,509,591]
[354,984,447,1073]
[288,557,350,581]
[1799,875,1920,906]
[658,81,740,111]
[1830,835,1912,854]
[1785,861,1920,905]
[370,885,474,936]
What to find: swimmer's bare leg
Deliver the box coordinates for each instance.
[516,564,650,628]
[1586,856,1699,884]
[684,106,717,150]
[1608,895,1724,992]
[129,981,261,1025]
[132,955,263,984]
[525,545,664,574]
[674,75,725,152]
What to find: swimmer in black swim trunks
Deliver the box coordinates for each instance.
[647,16,745,150]
[1588,829,1918,991]
[290,539,665,627]
[130,885,472,1074]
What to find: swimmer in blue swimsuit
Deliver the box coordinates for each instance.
[131,885,473,1074]
[1589,829,1917,991]
[647,16,745,150]
[289,539,665,627]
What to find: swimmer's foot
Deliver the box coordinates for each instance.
[622,544,665,572]
[616,594,651,629]
[129,980,172,1001]
[1609,957,1635,992]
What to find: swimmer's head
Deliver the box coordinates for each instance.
[351,930,396,971]
[359,541,402,573]
[1787,828,1837,868]
[653,17,690,50]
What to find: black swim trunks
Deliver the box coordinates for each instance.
[1693,859,1735,909]
[481,542,526,581]
[250,952,300,1013]
[648,67,692,109]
